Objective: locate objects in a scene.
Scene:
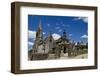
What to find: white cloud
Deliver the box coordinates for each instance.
[47,24,50,27]
[81,34,88,38]
[69,34,72,36]
[58,29,62,32]
[28,30,36,39]
[52,33,61,40]
[28,41,33,51]
[43,32,46,35]
[28,30,45,39]
[28,41,33,45]
[55,27,60,29]
[73,17,88,23]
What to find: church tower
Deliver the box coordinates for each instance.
[36,19,43,42]
[32,19,44,53]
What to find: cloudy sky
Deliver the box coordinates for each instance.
[28,15,88,50]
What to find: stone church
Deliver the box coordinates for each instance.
[28,20,88,60]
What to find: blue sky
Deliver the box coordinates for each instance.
[28,15,88,50]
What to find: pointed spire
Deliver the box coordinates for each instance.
[38,19,42,30]
[49,31,52,37]
[36,18,43,39]
[48,31,53,41]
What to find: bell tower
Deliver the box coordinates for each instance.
[36,19,43,42]
[32,19,44,53]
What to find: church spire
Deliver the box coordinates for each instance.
[36,19,43,40]
[48,31,52,37]
[38,19,42,31]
